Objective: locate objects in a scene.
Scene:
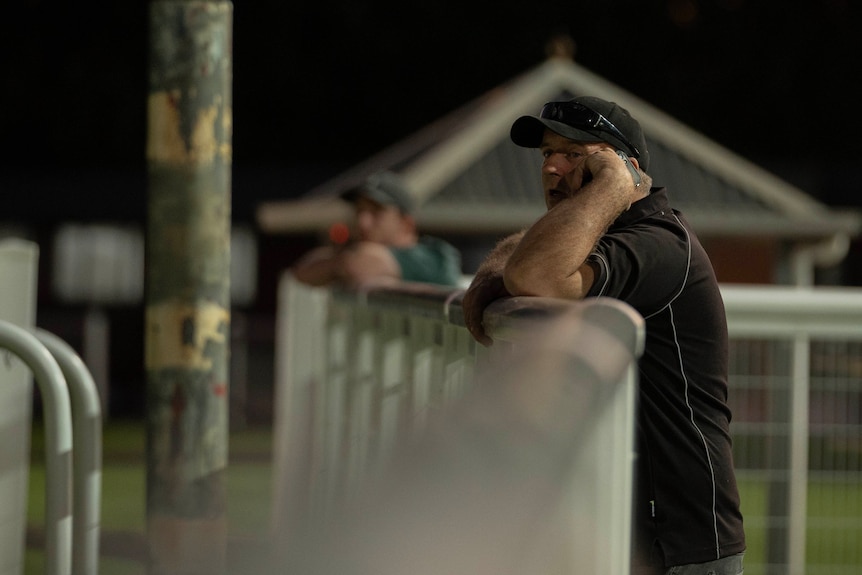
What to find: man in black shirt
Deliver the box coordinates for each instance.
[462,96,745,574]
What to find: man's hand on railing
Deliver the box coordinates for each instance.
[462,269,512,347]
[462,232,525,346]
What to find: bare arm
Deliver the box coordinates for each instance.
[291,245,341,286]
[504,149,645,299]
[291,241,401,287]
[462,230,526,346]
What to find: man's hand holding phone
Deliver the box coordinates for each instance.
[616,149,641,187]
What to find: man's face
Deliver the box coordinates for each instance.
[352,196,408,244]
[538,130,611,210]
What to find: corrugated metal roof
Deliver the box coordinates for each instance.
[257,57,861,242]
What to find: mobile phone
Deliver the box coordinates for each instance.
[616,149,641,187]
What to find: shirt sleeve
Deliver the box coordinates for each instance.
[390,237,462,287]
[585,218,691,318]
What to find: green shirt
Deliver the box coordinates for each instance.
[390,236,462,287]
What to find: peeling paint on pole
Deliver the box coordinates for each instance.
[146,2,233,574]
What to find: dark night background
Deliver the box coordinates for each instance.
[2,1,861,418]
[3,0,861,223]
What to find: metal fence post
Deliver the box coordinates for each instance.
[146,2,233,574]
[35,329,103,575]
[0,320,73,575]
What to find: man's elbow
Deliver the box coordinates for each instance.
[503,262,552,296]
[503,263,590,299]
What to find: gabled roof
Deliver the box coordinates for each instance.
[257,56,861,242]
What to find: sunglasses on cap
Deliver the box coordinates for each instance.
[539,101,641,159]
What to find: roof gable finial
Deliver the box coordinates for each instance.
[545,34,576,61]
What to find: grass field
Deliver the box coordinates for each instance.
[735,476,862,573]
[23,420,862,575]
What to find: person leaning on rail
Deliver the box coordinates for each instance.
[291,170,462,288]
[461,96,746,575]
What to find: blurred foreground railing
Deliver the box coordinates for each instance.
[267,276,862,575]
[267,273,644,575]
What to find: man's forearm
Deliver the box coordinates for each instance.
[504,167,634,298]
[291,247,342,286]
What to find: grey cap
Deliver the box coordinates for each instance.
[340,171,416,214]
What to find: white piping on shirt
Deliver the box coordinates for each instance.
[661,214,722,559]
[669,303,722,559]
[595,213,723,557]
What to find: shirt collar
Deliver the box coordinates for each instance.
[610,187,670,229]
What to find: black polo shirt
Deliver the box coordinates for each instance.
[586,188,746,567]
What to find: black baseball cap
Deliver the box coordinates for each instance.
[510,96,650,171]
[340,171,416,214]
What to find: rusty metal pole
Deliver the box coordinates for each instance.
[145,2,233,574]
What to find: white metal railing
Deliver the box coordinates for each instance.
[269,277,862,575]
[35,329,103,575]
[269,273,644,574]
[0,321,103,575]
[0,239,39,575]
[721,284,862,575]
[0,238,102,575]
[0,321,73,575]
